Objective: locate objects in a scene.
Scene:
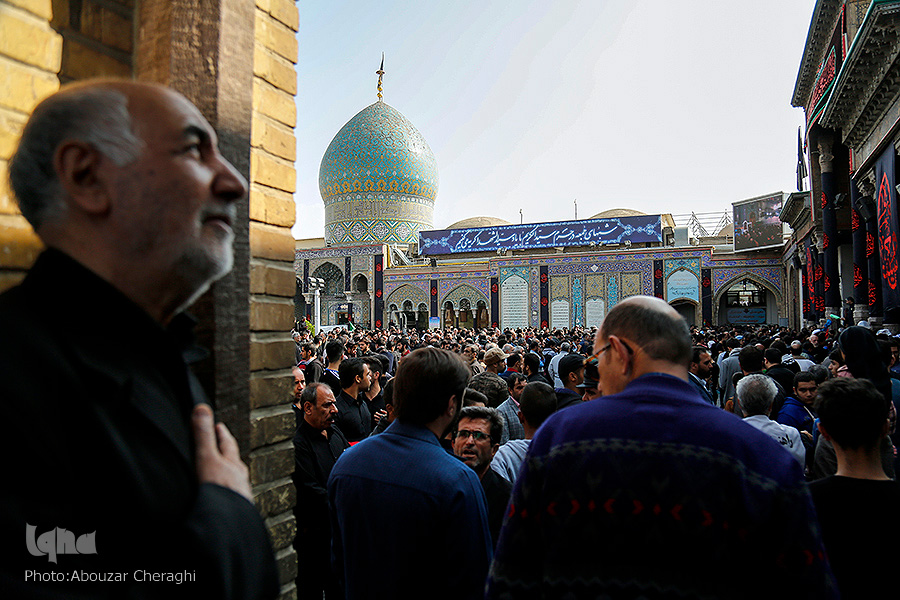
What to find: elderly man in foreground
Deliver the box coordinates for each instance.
[1,80,277,599]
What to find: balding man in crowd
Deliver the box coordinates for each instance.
[736,374,805,466]
[486,296,836,599]
[1,80,277,598]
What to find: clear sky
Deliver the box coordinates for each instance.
[291,0,815,239]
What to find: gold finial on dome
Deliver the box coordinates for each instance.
[376,53,385,102]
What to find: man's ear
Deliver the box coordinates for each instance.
[817,421,831,441]
[517,410,524,425]
[53,140,112,215]
[446,394,458,417]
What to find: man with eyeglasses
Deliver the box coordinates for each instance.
[487,296,836,599]
[452,406,512,549]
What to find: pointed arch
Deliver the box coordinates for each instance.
[385,284,428,308]
[713,272,783,325]
[441,283,489,311]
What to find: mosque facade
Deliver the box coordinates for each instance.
[297,74,787,332]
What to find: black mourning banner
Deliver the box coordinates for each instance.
[876,145,900,311]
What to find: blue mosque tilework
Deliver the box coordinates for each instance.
[550,276,568,302]
[320,102,437,245]
[351,254,374,273]
[500,267,530,286]
[607,274,619,308]
[550,261,653,296]
[621,273,642,298]
[664,258,701,280]
[444,284,489,310]
[713,268,783,301]
[295,245,382,261]
[585,275,604,300]
[310,259,344,281]
[438,278,490,301]
[385,281,430,301]
[573,276,584,327]
[419,216,662,255]
[326,219,428,245]
[385,287,429,316]
[384,270,490,283]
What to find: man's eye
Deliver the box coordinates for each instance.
[184,143,202,156]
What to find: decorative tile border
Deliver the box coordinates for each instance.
[295,244,382,260]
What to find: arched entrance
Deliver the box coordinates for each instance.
[443,301,457,328]
[311,262,343,294]
[352,274,368,293]
[402,300,416,328]
[670,300,698,326]
[475,300,489,328]
[717,278,777,325]
[417,303,429,330]
[458,298,474,329]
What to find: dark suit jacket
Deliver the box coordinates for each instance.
[0,250,278,599]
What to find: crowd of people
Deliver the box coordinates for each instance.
[292,308,900,599]
[5,78,897,599]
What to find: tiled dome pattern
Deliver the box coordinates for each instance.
[319,101,438,245]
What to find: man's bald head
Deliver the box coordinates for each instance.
[599,296,691,367]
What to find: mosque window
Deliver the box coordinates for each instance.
[353,274,369,293]
[311,263,343,295]
[725,279,766,307]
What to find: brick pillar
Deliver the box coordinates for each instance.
[135,1,299,597]
[0,0,61,290]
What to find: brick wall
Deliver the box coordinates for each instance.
[0,0,60,291]
[248,1,300,597]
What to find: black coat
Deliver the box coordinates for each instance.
[0,250,278,599]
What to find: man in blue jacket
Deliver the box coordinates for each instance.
[329,347,491,599]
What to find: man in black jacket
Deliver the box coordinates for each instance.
[293,384,349,599]
[1,80,277,599]
[555,353,586,410]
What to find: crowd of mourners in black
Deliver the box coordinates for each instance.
[289,314,900,599]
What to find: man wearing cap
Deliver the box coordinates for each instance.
[555,353,585,410]
[470,347,511,408]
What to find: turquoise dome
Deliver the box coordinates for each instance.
[319,101,438,245]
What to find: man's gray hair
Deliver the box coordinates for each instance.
[9,85,143,229]
[736,374,776,417]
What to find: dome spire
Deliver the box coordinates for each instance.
[376,53,385,102]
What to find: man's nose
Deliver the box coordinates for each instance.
[212,153,248,202]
